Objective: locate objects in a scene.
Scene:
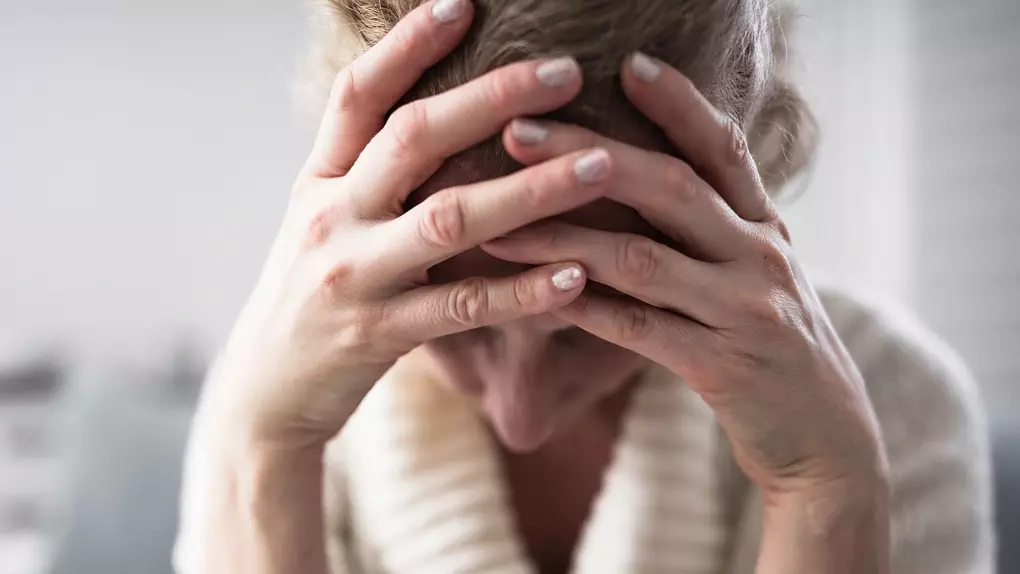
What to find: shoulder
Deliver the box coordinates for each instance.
[816,285,995,571]
[818,284,987,448]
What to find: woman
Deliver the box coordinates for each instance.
[175,0,994,572]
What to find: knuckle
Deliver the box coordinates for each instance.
[754,296,785,327]
[737,282,793,332]
[331,65,361,114]
[676,74,700,101]
[773,218,793,244]
[512,273,544,313]
[722,117,752,168]
[758,240,797,286]
[518,171,555,210]
[386,23,420,64]
[303,207,341,248]
[481,70,520,112]
[532,224,563,251]
[660,156,700,204]
[418,192,467,248]
[617,235,662,286]
[715,281,744,316]
[448,279,491,326]
[725,343,772,374]
[737,289,778,327]
[612,304,654,343]
[319,258,356,295]
[334,307,383,355]
[335,312,371,350]
[386,100,430,159]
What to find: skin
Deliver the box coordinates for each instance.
[187,1,892,573]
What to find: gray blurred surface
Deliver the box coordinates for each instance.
[0,0,309,365]
[994,423,1020,571]
[49,378,192,574]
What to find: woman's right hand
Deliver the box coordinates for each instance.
[200,0,616,449]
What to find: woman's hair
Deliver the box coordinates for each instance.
[303,0,817,195]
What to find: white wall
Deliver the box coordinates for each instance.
[784,0,913,299]
[1,0,311,366]
[0,1,913,366]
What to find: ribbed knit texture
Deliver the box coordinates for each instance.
[176,286,996,574]
[331,360,730,574]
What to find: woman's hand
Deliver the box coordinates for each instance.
[482,53,890,572]
[184,3,617,573]
[202,0,618,451]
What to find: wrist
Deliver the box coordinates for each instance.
[232,442,325,521]
[199,354,382,451]
[195,434,327,574]
[757,480,891,574]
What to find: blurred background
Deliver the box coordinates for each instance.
[1,0,1017,572]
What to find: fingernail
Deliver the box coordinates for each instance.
[574,149,611,184]
[630,52,661,83]
[510,119,549,145]
[536,57,580,88]
[551,266,584,291]
[432,0,467,22]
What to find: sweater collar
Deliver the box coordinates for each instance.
[339,355,732,574]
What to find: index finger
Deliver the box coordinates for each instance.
[304,0,475,179]
[620,52,776,222]
[377,148,614,276]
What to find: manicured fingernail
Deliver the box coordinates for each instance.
[574,149,611,184]
[432,0,467,22]
[536,57,580,88]
[551,266,584,291]
[630,52,661,82]
[510,119,549,145]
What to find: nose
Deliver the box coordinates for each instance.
[490,314,571,365]
[480,316,571,451]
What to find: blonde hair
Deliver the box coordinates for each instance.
[302,0,817,195]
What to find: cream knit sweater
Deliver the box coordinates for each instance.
[176,287,996,574]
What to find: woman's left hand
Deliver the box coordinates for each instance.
[483,53,888,517]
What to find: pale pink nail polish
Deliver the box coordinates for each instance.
[536,57,580,88]
[631,52,661,82]
[574,149,611,184]
[551,267,584,291]
[431,0,467,22]
[510,119,550,145]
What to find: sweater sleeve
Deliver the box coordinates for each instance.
[172,364,221,574]
[822,289,996,573]
[323,439,354,574]
[172,360,354,574]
